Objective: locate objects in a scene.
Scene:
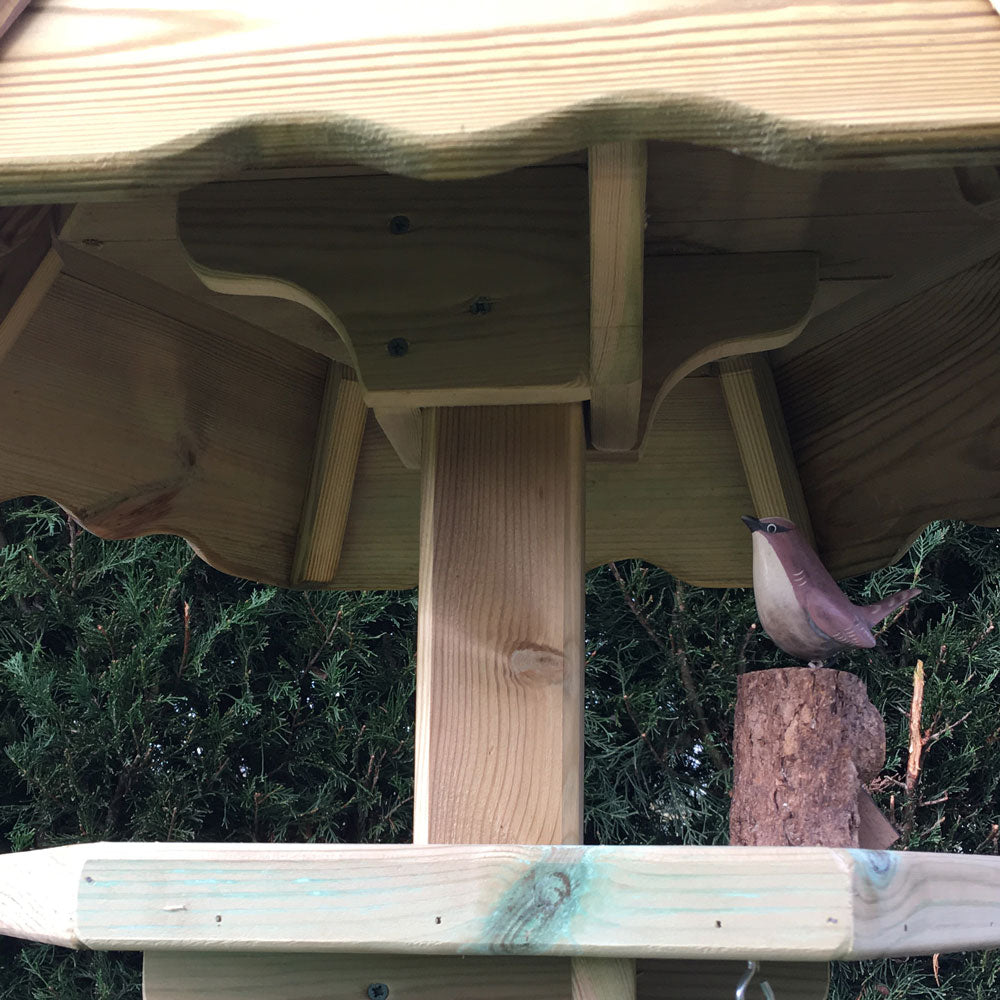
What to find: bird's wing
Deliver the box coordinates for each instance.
[803,590,877,649]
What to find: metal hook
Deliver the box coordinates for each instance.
[735,961,777,1000]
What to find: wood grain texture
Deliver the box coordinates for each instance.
[290,367,367,586]
[638,960,829,1000]
[589,142,646,451]
[719,355,814,546]
[5,0,1000,201]
[573,958,636,1000]
[178,170,589,408]
[3,842,999,960]
[639,254,816,451]
[776,251,1000,578]
[0,256,324,585]
[414,406,584,845]
[59,200,348,362]
[143,953,828,1000]
[0,245,60,366]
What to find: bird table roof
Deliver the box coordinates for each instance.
[2,0,1000,590]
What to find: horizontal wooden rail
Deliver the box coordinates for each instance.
[1,843,998,960]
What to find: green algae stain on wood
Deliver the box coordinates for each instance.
[476,850,593,955]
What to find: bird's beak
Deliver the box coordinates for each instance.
[741,515,763,533]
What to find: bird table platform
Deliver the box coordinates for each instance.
[3,1,1000,999]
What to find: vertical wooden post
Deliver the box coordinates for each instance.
[414,404,584,845]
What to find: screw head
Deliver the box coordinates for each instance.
[469,296,493,316]
[388,215,410,235]
[81,238,103,249]
[367,984,389,1000]
[386,337,409,357]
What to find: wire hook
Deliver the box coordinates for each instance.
[735,960,776,1000]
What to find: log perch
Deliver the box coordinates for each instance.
[730,667,889,848]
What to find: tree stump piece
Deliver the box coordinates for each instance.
[730,667,886,848]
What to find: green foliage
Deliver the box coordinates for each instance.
[2,497,1000,998]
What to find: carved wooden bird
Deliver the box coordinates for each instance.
[742,515,920,666]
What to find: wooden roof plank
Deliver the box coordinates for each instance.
[4,1,1000,201]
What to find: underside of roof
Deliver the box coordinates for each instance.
[2,0,1000,589]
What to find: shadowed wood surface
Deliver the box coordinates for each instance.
[4,1,1000,201]
[414,406,584,845]
[2,842,1000,960]
[143,953,829,1000]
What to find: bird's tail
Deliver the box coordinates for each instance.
[862,587,921,626]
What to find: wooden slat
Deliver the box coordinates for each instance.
[0,261,324,585]
[638,254,817,451]
[144,953,571,1000]
[776,251,1000,578]
[58,201,349,362]
[178,171,589,409]
[0,246,61,366]
[2,842,1000,960]
[589,142,646,451]
[414,405,584,845]
[0,0,29,42]
[144,954,829,1000]
[718,354,814,546]
[5,1,1000,200]
[573,958,636,1000]
[290,365,367,586]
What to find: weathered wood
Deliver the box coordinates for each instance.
[178,171,589,409]
[730,668,885,848]
[719,354,814,546]
[5,0,1000,201]
[589,142,646,451]
[639,254,817,451]
[2,842,1000,959]
[59,200,348,362]
[143,954,829,1000]
[290,365,367,586]
[414,405,584,845]
[573,958,636,1000]
[776,250,1000,578]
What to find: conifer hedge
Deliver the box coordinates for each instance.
[1,496,999,999]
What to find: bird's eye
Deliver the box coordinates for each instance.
[766,523,778,534]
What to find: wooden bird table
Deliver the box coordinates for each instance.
[5,2,1000,999]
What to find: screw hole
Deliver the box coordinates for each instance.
[469,296,493,316]
[388,216,410,235]
[215,915,222,923]
[81,238,103,249]
[386,338,409,358]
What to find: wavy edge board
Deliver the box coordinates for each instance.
[1,842,998,959]
[3,0,1000,202]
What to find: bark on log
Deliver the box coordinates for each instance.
[729,667,887,848]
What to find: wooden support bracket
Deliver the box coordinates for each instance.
[589,141,646,451]
[718,353,814,545]
[290,364,367,586]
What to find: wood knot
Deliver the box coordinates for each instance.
[509,647,564,684]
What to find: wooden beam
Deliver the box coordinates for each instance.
[5,1,1000,200]
[638,253,817,453]
[0,246,61,367]
[290,365,367,586]
[589,142,646,451]
[144,954,829,1000]
[373,406,423,470]
[178,170,589,410]
[573,959,636,1000]
[414,405,584,845]
[0,0,29,43]
[4,842,1000,960]
[718,354,814,545]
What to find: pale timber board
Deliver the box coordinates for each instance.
[2,843,1000,960]
[414,406,584,845]
[0,0,29,41]
[776,251,1000,579]
[4,0,1000,200]
[59,201,349,362]
[143,954,828,1000]
[178,170,590,408]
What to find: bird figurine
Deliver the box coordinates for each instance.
[742,515,920,667]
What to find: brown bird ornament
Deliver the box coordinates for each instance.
[742,515,920,666]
